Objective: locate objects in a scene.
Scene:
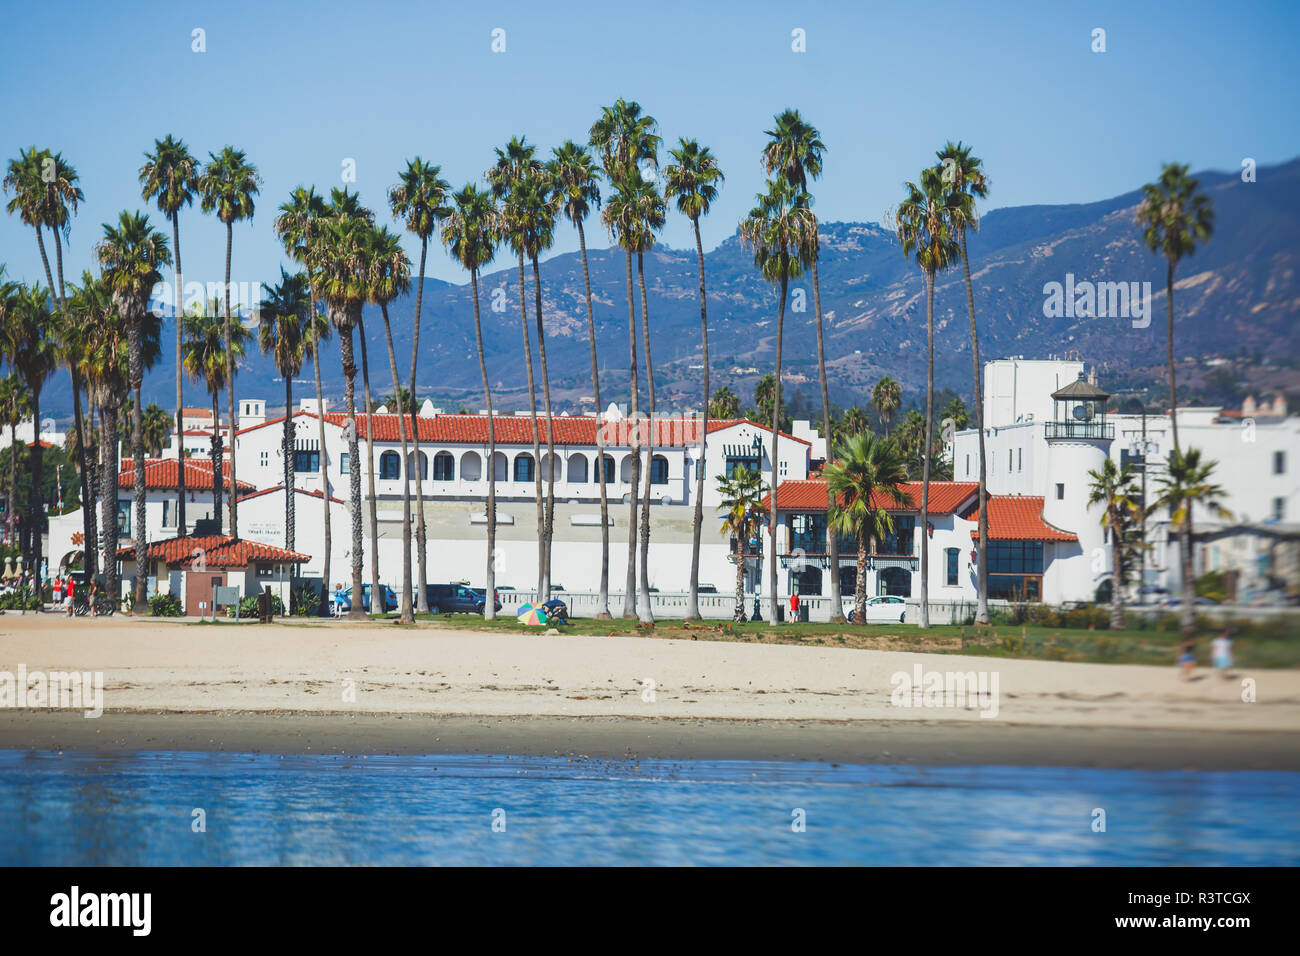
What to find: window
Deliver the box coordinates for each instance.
[1275,451,1286,475]
[1055,483,1064,500]
[987,540,1044,602]
[650,455,668,485]
[162,499,175,529]
[838,566,858,598]
[725,455,760,478]
[1017,448,1022,472]
[789,512,828,554]
[259,450,269,467]
[1274,498,1285,521]
[433,452,454,481]
[380,451,401,480]
[117,500,130,536]
[600,455,615,484]
[945,548,959,587]
[879,566,911,597]
[514,454,534,482]
[1009,449,1013,471]
[793,566,822,596]
[877,516,915,556]
[294,449,320,474]
[340,453,350,475]
[779,459,788,478]
[965,454,969,477]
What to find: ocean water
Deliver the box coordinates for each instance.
[1,750,1296,866]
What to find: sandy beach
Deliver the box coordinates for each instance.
[1,615,1297,768]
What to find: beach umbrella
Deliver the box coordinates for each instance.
[516,604,548,626]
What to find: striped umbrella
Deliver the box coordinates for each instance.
[516,603,548,626]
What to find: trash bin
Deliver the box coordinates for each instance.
[799,605,809,623]
[776,604,785,623]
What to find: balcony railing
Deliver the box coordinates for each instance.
[1044,421,1114,440]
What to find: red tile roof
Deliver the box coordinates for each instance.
[238,484,345,505]
[237,411,810,448]
[118,458,254,492]
[965,496,1078,542]
[763,479,977,515]
[117,535,310,567]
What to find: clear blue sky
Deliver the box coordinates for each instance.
[2,0,1297,294]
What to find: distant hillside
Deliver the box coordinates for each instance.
[38,158,1300,418]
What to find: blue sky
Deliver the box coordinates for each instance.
[2,0,1297,293]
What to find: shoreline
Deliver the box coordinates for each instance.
[2,710,1298,770]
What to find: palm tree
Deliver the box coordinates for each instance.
[824,433,913,622]
[140,136,199,539]
[0,373,31,545]
[6,285,58,580]
[489,138,549,599]
[1135,163,1215,454]
[716,465,766,622]
[871,377,902,436]
[1154,448,1232,636]
[389,159,451,614]
[365,226,414,621]
[763,109,842,622]
[738,176,814,625]
[310,190,373,619]
[591,98,661,619]
[141,403,171,457]
[894,166,961,628]
[1087,458,1143,630]
[182,300,248,528]
[936,141,993,626]
[839,406,870,439]
[60,273,100,568]
[550,140,610,618]
[709,386,740,419]
[442,185,502,619]
[665,137,724,621]
[257,268,314,553]
[274,186,333,614]
[199,146,261,536]
[97,210,171,612]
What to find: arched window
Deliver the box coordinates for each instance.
[879,566,912,598]
[566,454,588,484]
[379,451,400,480]
[542,453,561,482]
[433,452,454,481]
[460,451,482,481]
[407,450,428,480]
[619,454,639,484]
[492,452,508,482]
[600,455,615,483]
[650,455,669,485]
[514,453,534,482]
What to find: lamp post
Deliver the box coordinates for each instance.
[1129,408,1158,604]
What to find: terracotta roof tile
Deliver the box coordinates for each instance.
[238,484,345,505]
[763,479,976,515]
[118,458,254,492]
[117,535,310,567]
[966,496,1078,542]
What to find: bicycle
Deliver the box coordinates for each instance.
[92,595,115,617]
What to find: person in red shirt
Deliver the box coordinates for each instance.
[789,588,800,623]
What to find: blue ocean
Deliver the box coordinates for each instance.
[1,750,1296,866]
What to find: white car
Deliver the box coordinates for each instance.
[843,595,908,624]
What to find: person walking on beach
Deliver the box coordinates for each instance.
[1211,630,1234,680]
[1178,638,1197,680]
[332,583,344,618]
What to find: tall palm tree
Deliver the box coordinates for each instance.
[140,136,199,538]
[181,299,245,525]
[738,176,814,625]
[549,141,610,618]
[1135,163,1215,454]
[894,166,960,628]
[488,138,548,598]
[6,284,58,580]
[840,406,870,439]
[591,99,661,618]
[1154,448,1232,636]
[310,191,373,619]
[199,146,261,536]
[872,377,902,436]
[762,109,842,622]
[1087,458,1143,630]
[824,433,913,622]
[0,373,31,546]
[664,138,724,621]
[709,386,740,419]
[96,210,171,612]
[141,403,171,456]
[936,141,992,626]
[389,160,451,614]
[257,268,314,552]
[365,226,413,621]
[274,186,333,614]
[60,273,101,569]
[442,185,503,619]
[716,465,766,622]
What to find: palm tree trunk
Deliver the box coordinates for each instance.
[768,265,787,626]
[309,295,331,617]
[636,251,655,625]
[283,375,293,551]
[812,254,843,623]
[920,268,935,629]
[222,221,239,537]
[358,316,381,616]
[132,370,147,613]
[733,533,746,622]
[379,302,413,623]
[622,248,639,619]
[210,392,223,528]
[471,270,497,621]
[172,212,187,537]
[408,237,430,614]
[1181,518,1195,637]
[28,386,43,592]
[687,216,709,621]
[1111,525,1124,630]
[961,230,990,626]
[532,255,557,604]
[7,421,16,547]
[99,401,119,604]
[515,252,544,599]
[340,318,365,620]
[1166,258,1179,454]
[71,372,95,574]
[577,221,611,619]
[856,539,868,622]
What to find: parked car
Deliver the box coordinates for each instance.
[342,584,398,613]
[426,583,502,615]
[842,594,908,624]
[698,584,718,593]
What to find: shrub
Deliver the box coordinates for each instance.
[149,592,183,617]
[227,593,285,618]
